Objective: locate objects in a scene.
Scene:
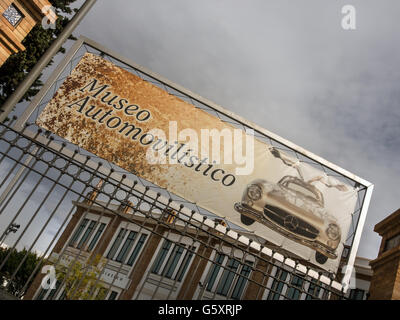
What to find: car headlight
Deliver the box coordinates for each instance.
[326,223,341,241]
[247,184,262,201]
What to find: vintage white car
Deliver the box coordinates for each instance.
[234,176,341,264]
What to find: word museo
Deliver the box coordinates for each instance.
[67,78,255,178]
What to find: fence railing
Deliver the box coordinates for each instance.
[0,118,346,300]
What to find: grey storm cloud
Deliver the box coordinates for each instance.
[4,0,400,260]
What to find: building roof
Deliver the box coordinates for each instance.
[374,208,400,236]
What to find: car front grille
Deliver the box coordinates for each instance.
[263,205,319,239]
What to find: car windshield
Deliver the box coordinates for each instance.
[286,182,320,204]
[278,176,324,207]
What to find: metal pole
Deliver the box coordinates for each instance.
[0,0,97,122]
[0,224,20,248]
[0,148,38,213]
[0,232,6,246]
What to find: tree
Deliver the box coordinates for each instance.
[0,247,42,297]
[55,253,107,300]
[0,0,78,107]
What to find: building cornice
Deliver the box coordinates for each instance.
[369,246,400,269]
[374,209,400,236]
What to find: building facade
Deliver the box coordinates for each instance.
[25,198,274,300]
[343,255,372,300]
[24,191,373,301]
[0,0,52,66]
[369,208,400,300]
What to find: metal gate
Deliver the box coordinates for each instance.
[0,37,372,301]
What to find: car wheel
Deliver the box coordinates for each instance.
[241,214,255,226]
[315,252,328,264]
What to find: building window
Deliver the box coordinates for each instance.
[384,234,400,252]
[36,287,47,300]
[231,262,253,300]
[69,218,88,246]
[151,239,196,282]
[163,244,185,279]
[152,240,172,274]
[107,228,148,266]
[305,279,322,300]
[108,290,118,300]
[69,218,106,251]
[342,246,350,259]
[206,253,225,291]
[286,275,304,300]
[77,220,96,249]
[127,234,147,266]
[35,280,61,300]
[87,223,106,251]
[107,228,127,259]
[175,247,195,282]
[205,253,253,300]
[3,4,23,27]
[115,230,137,263]
[58,288,67,300]
[267,269,288,300]
[216,258,240,296]
[349,288,365,300]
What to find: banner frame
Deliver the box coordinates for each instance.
[13,36,374,288]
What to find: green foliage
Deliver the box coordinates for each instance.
[0,247,42,297]
[0,0,78,106]
[55,254,107,300]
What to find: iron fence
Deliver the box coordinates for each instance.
[0,118,346,300]
[0,36,372,301]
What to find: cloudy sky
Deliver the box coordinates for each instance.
[3,0,400,262]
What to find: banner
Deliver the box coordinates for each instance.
[36,53,358,272]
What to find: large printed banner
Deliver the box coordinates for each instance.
[36,53,358,272]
